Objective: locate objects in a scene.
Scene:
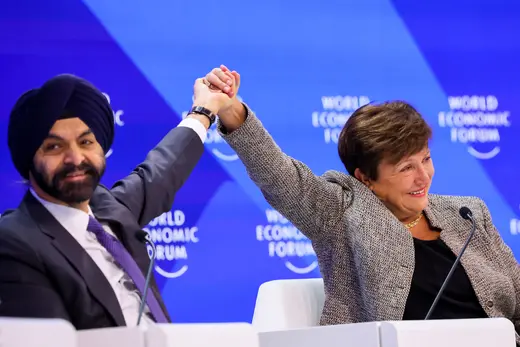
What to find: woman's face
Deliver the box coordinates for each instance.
[356,147,434,222]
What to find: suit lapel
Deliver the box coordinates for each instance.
[89,187,150,276]
[426,197,494,310]
[90,187,172,322]
[21,192,126,326]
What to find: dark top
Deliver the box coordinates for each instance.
[403,237,488,320]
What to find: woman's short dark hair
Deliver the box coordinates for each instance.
[337,101,432,181]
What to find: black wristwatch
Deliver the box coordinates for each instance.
[188,106,216,126]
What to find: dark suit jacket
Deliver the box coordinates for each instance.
[0,126,203,329]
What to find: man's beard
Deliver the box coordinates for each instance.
[31,161,105,205]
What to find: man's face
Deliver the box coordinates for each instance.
[30,117,106,205]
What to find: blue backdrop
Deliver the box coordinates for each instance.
[0,0,519,324]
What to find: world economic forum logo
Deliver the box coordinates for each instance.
[511,206,520,236]
[255,208,319,274]
[511,219,520,236]
[143,210,199,278]
[311,95,371,145]
[181,95,247,162]
[205,123,238,161]
[438,95,511,160]
[102,92,125,159]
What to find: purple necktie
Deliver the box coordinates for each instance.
[87,215,168,323]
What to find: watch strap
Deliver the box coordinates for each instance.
[189,106,216,126]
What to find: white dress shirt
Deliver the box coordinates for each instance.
[178,117,208,143]
[31,119,207,327]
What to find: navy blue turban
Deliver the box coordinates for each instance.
[7,74,114,179]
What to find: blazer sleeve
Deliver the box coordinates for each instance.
[479,199,520,335]
[0,230,71,320]
[110,126,204,227]
[218,103,350,240]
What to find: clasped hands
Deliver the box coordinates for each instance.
[189,65,246,132]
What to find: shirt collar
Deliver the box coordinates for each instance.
[29,188,93,234]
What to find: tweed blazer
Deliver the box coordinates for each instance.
[219,104,520,343]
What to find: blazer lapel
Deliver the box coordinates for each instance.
[90,187,172,322]
[21,192,126,326]
[89,188,150,276]
[425,197,494,310]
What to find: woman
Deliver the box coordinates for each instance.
[203,66,520,342]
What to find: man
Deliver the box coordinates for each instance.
[0,74,231,329]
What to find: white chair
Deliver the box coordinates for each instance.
[252,278,325,332]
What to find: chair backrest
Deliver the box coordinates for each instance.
[251,278,325,332]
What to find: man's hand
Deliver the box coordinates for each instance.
[204,65,247,132]
[188,67,235,128]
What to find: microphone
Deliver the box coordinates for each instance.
[135,230,157,326]
[424,206,476,320]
